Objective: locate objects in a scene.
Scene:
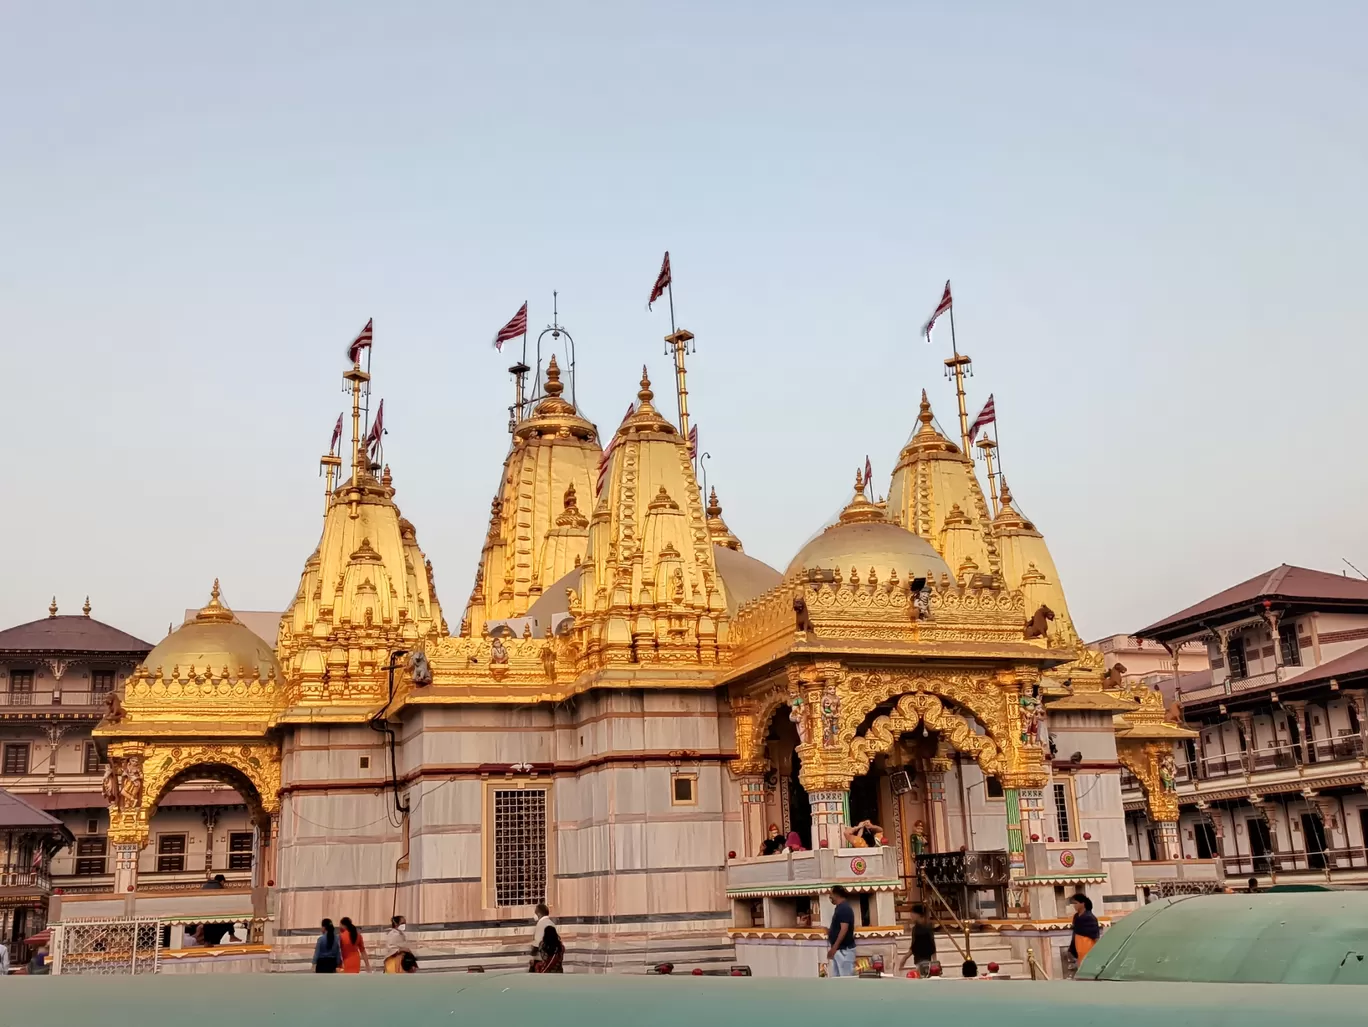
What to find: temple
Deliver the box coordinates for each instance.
[4,311,1199,977]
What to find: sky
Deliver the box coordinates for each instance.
[3,2,1365,645]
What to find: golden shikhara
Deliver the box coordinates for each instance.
[94,330,1191,831]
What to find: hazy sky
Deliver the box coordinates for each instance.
[4,3,1365,645]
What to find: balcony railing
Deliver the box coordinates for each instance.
[1179,668,1284,703]
[0,690,110,708]
[0,864,52,890]
[1222,847,1368,876]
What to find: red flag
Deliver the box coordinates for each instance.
[648,251,672,310]
[919,281,952,342]
[597,403,636,494]
[347,318,374,364]
[365,399,385,454]
[968,394,996,445]
[864,455,873,487]
[688,424,699,460]
[329,414,343,454]
[493,302,528,351]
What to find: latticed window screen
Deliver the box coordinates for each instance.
[493,788,547,906]
[1053,782,1073,843]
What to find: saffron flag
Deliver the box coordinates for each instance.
[688,424,698,460]
[365,399,385,454]
[493,302,528,351]
[968,394,996,445]
[864,455,873,487]
[648,251,671,310]
[347,318,374,364]
[329,414,344,454]
[597,403,636,493]
[919,281,952,342]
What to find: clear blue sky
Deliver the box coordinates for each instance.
[4,2,1365,645]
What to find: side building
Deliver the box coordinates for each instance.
[1123,565,1368,891]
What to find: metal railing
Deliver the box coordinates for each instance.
[0,864,51,890]
[0,690,109,708]
[914,870,970,962]
[1221,847,1368,876]
[51,915,271,975]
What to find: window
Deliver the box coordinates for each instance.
[1226,637,1248,679]
[359,755,371,770]
[1052,782,1073,843]
[985,776,1005,799]
[75,837,108,876]
[671,774,698,806]
[1194,821,1218,860]
[1278,623,1301,667]
[228,832,254,871]
[492,788,547,907]
[90,670,115,697]
[84,743,104,775]
[9,670,34,705]
[2,743,31,776]
[86,818,99,835]
[157,834,187,873]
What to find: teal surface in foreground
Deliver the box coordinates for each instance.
[1078,892,1368,984]
[2,974,1365,1027]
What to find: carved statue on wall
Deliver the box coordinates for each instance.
[407,649,433,687]
[101,689,126,725]
[1102,663,1127,690]
[793,595,811,633]
[102,758,123,810]
[909,820,929,856]
[789,696,811,746]
[490,638,509,665]
[1159,752,1177,793]
[820,684,841,748]
[1024,605,1055,640]
[1018,695,1043,744]
[119,757,143,811]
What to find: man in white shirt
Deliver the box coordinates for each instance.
[383,915,411,973]
[0,939,9,976]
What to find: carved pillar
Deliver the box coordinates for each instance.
[202,808,219,874]
[738,774,769,856]
[1018,786,1047,854]
[42,724,67,790]
[1005,788,1025,872]
[1261,606,1283,676]
[1247,795,1281,875]
[1285,701,1309,765]
[1232,712,1255,773]
[924,746,953,852]
[112,841,143,895]
[1345,690,1368,756]
[808,790,849,849]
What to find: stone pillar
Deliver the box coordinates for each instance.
[1004,788,1025,872]
[738,775,769,857]
[1286,701,1310,765]
[808,790,848,849]
[1018,786,1047,852]
[1232,712,1255,773]
[924,753,952,852]
[1155,820,1182,861]
[112,841,142,897]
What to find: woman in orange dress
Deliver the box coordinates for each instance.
[338,917,370,973]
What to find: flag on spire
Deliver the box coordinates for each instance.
[919,281,953,343]
[493,302,528,351]
[329,413,344,454]
[365,399,385,456]
[688,424,699,461]
[597,403,636,494]
[347,318,374,364]
[648,251,671,310]
[968,394,996,445]
[864,455,873,487]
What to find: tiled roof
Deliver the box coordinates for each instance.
[1280,642,1368,689]
[1139,565,1368,637]
[0,615,153,655]
[0,788,68,829]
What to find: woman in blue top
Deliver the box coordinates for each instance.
[313,918,341,973]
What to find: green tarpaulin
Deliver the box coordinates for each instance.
[1077,891,1368,984]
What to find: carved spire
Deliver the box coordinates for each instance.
[194,579,237,624]
[837,467,885,525]
[82,596,91,617]
[705,486,744,552]
[48,597,57,619]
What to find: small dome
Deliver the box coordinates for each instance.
[714,545,782,613]
[785,521,951,583]
[142,580,281,680]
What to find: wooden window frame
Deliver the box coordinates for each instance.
[156,833,187,873]
[8,670,34,697]
[482,780,552,910]
[84,742,105,775]
[670,773,698,806]
[1052,779,1077,843]
[2,742,31,776]
[227,831,254,871]
[75,837,108,876]
[90,669,116,697]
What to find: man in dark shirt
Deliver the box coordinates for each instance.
[899,902,937,976]
[825,885,857,977]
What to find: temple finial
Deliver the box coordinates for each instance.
[83,596,91,617]
[48,596,58,619]
[639,366,654,404]
[545,354,564,397]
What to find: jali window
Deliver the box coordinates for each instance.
[492,788,547,907]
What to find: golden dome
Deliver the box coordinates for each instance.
[142,581,281,682]
[785,473,950,582]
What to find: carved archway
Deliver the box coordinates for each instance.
[835,671,1019,755]
[106,739,282,846]
[850,692,1005,778]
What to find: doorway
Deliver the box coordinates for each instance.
[1247,817,1273,874]
[1301,813,1328,870]
[1194,821,1218,859]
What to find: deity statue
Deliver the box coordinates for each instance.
[788,697,811,746]
[490,638,509,665]
[407,649,433,687]
[1018,695,1042,744]
[102,758,123,810]
[119,758,143,811]
[1159,753,1177,793]
[909,820,929,856]
[820,684,841,748]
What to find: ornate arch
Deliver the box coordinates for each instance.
[849,692,1005,778]
[836,671,1018,754]
[106,739,282,845]
[732,688,795,774]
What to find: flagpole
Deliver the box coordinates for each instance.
[942,290,973,456]
[976,434,1000,517]
[362,334,373,450]
[664,276,693,443]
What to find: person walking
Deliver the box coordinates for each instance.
[384,915,415,973]
[1067,893,1100,973]
[899,903,937,976]
[312,918,342,974]
[824,885,857,977]
[0,938,9,976]
[339,917,370,973]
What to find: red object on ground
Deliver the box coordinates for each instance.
[906,970,920,978]
[692,968,703,976]
[728,851,736,859]
[987,961,1000,973]
[1030,834,1039,841]
[929,963,943,977]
